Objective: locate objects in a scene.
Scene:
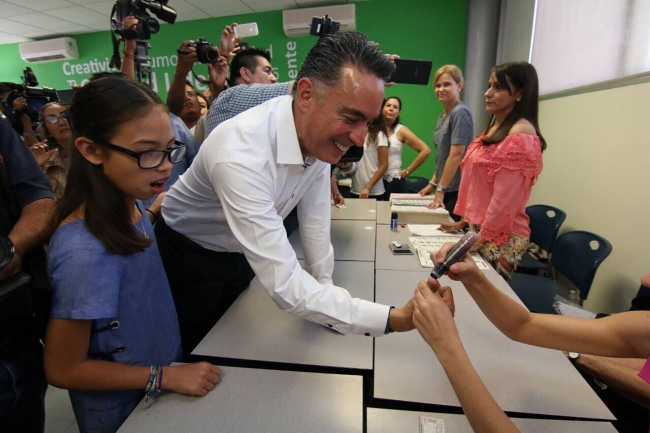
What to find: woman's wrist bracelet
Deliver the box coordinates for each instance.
[122,49,135,59]
[145,208,158,220]
[333,193,342,197]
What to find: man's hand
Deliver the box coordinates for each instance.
[384,54,400,87]
[121,15,138,39]
[176,40,198,74]
[388,297,416,332]
[207,54,229,88]
[220,23,241,62]
[12,96,26,112]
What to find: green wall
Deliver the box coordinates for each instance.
[0,0,468,177]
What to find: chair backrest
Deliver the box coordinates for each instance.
[405,176,430,194]
[550,230,613,300]
[525,204,567,253]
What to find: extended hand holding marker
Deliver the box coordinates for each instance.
[430,232,479,279]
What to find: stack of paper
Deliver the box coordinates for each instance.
[409,236,489,270]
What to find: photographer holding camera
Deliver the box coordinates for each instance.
[0,116,55,432]
[0,84,39,147]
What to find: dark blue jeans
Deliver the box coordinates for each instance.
[0,339,47,433]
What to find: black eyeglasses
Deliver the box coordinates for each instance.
[45,114,68,124]
[96,140,187,169]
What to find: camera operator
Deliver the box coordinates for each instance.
[0,117,55,432]
[168,39,228,131]
[119,15,139,78]
[0,84,39,147]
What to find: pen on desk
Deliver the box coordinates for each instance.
[430,232,479,279]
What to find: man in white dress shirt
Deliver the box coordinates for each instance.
[156,31,415,355]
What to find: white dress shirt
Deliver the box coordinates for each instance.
[163,95,390,337]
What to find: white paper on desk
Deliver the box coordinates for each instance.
[418,416,445,433]
[408,224,462,237]
[391,205,448,214]
[411,237,489,270]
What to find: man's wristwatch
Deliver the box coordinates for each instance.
[428,181,436,189]
[436,184,447,193]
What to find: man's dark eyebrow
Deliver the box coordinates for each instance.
[341,107,369,121]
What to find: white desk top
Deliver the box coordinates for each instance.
[376,201,392,225]
[375,224,428,272]
[192,261,375,371]
[373,270,614,420]
[118,365,363,433]
[367,408,617,433]
[331,198,377,220]
[290,220,376,262]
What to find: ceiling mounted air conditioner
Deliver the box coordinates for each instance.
[283,4,356,37]
[19,37,79,64]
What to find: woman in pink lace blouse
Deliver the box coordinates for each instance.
[453,62,546,280]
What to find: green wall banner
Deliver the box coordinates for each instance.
[0,0,468,177]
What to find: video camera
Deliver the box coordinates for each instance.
[3,68,59,125]
[112,0,177,40]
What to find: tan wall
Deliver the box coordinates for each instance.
[531,81,650,313]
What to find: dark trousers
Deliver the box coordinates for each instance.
[155,221,255,358]
[382,177,406,201]
[0,339,47,433]
[443,190,462,222]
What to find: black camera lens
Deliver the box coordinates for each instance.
[197,45,218,64]
[0,236,15,271]
[144,17,160,35]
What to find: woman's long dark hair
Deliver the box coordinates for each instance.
[52,75,164,255]
[379,97,402,147]
[481,62,546,151]
[382,96,402,132]
[367,111,388,146]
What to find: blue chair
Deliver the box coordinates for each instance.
[509,230,612,313]
[405,176,430,194]
[517,205,566,274]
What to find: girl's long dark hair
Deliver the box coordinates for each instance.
[481,62,547,151]
[52,75,164,255]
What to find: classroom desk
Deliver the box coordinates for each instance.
[366,408,617,433]
[289,220,376,262]
[331,198,377,220]
[192,261,375,373]
[118,365,363,433]
[376,201,391,225]
[375,224,429,272]
[373,269,614,420]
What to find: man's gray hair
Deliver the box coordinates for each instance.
[293,31,395,95]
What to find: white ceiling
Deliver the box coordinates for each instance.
[0,0,359,46]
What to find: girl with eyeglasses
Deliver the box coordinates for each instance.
[43,75,221,433]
